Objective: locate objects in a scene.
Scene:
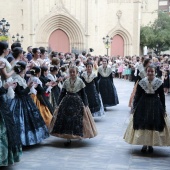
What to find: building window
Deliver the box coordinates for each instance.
[22,24,24,30]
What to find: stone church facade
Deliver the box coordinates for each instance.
[0,0,158,56]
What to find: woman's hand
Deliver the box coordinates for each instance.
[3,82,16,89]
[27,81,34,89]
[46,81,53,86]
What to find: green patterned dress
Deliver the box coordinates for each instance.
[0,109,22,166]
[0,84,22,167]
[0,110,22,166]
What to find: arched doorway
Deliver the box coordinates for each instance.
[111,34,124,57]
[48,29,70,52]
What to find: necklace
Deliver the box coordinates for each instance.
[70,78,77,89]
[103,66,107,73]
[87,72,91,80]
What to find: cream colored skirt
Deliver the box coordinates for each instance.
[124,115,170,146]
[49,106,98,139]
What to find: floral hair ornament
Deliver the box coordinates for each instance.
[30,69,35,73]
[15,64,21,72]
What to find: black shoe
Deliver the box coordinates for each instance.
[104,107,107,111]
[64,140,71,147]
[148,146,153,153]
[141,145,147,153]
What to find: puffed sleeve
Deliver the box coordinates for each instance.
[36,84,45,94]
[15,83,30,95]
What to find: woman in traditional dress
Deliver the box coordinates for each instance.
[9,61,49,146]
[50,65,97,146]
[124,64,170,153]
[128,58,152,107]
[0,42,14,98]
[39,66,52,99]
[98,57,119,111]
[0,61,22,166]
[47,65,61,109]
[29,66,53,127]
[81,62,105,117]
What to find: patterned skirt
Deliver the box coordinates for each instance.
[9,95,49,146]
[31,94,53,128]
[0,112,21,166]
[49,93,97,139]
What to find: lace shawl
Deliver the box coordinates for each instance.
[63,77,85,93]
[81,71,97,83]
[98,66,112,77]
[138,77,162,94]
[12,74,27,89]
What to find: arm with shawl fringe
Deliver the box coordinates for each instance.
[132,84,143,113]
[109,73,113,84]
[57,88,66,106]
[97,71,101,81]
[79,88,88,107]
[94,77,99,93]
[157,84,166,114]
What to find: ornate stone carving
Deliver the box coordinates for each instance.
[116,10,122,19]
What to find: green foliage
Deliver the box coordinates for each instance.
[0,35,9,42]
[140,12,170,55]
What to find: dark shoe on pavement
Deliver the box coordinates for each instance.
[141,145,147,153]
[64,140,71,147]
[148,146,153,153]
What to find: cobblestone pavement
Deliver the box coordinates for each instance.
[2,79,170,170]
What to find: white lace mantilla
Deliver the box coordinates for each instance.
[98,66,112,77]
[13,74,27,89]
[29,76,42,87]
[63,77,85,93]
[47,74,57,82]
[138,77,162,94]
[82,71,97,83]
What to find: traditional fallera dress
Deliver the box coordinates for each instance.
[50,77,97,139]
[29,76,53,127]
[47,73,61,109]
[0,79,22,166]
[39,75,51,99]
[9,74,49,146]
[81,71,105,117]
[124,77,170,146]
[98,65,119,107]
